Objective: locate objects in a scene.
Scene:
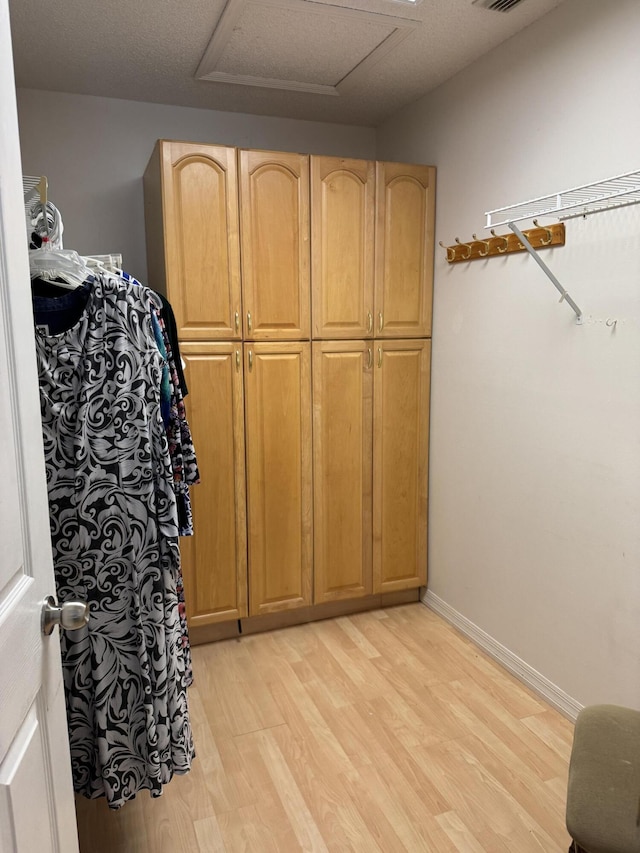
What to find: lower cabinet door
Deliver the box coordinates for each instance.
[373,339,431,592]
[180,342,248,625]
[244,341,313,615]
[313,341,373,603]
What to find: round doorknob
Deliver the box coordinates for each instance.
[42,595,90,636]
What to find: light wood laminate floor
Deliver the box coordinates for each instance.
[75,603,574,852]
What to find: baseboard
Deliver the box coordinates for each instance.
[422,589,582,722]
[189,588,421,646]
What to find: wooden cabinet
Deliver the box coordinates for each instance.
[143,141,242,341]
[244,342,313,615]
[239,150,310,340]
[180,342,247,625]
[313,341,373,603]
[313,338,430,601]
[375,162,436,339]
[311,156,375,339]
[144,141,435,636]
[180,338,316,625]
[373,339,431,592]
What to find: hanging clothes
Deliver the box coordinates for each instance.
[33,271,195,809]
[145,302,197,685]
[116,269,199,536]
[95,266,199,686]
[156,290,188,398]
[145,296,196,685]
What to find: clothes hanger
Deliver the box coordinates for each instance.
[30,247,93,290]
[28,199,92,289]
[28,199,62,247]
[84,256,111,276]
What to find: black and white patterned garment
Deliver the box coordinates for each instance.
[33,273,195,809]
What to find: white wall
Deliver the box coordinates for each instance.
[378,0,640,710]
[17,89,375,282]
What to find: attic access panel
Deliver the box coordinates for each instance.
[196,0,420,96]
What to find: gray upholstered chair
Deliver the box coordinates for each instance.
[566,704,640,853]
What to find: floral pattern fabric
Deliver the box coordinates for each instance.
[33,273,195,809]
[115,271,198,685]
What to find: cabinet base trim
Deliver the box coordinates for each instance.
[189,588,420,645]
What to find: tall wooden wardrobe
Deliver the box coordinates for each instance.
[143,140,435,643]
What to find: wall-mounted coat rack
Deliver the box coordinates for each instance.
[439,222,565,263]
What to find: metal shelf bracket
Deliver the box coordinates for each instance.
[507,222,582,322]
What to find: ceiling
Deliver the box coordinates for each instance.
[9,0,566,126]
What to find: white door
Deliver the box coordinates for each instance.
[0,2,79,850]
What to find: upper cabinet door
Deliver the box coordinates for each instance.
[374,162,436,338]
[159,141,242,340]
[239,150,310,340]
[311,156,375,339]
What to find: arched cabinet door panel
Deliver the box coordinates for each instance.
[375,162,435,338]
[311,156,375,339]
[239,150,310,340]
[144,141,242,340]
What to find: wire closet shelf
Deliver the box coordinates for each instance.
[484,169,640,229]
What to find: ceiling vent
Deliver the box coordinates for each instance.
[472,0,527,11]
